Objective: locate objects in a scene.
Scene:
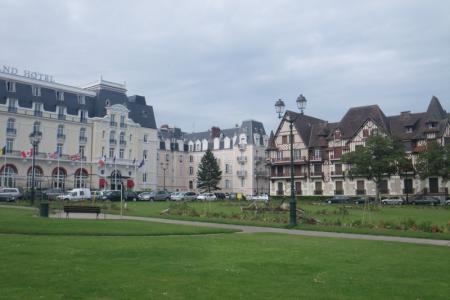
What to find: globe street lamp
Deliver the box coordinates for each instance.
[29,130,42,205]
[274,94,307,227]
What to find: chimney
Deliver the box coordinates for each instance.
[211,126,221,138]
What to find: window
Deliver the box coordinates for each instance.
[143,150,148,160]
[80,110,87,123]
[78,95,85,105]
[282,135,288,144]
[189,155,193,163]
[428,122,436,129]
[34,102,42,116]
[225,179,231,189]
[57,125,64,139]
[363,129,369,137]
[295,182,302,195]
[189,167,193,175]
[189,144,193,152]
[1,165,17,187]
[6,81,16,92]
[315,182,322,193]
[129,134,132,141]
[110,130,115,142]
[335,181,343,194]
[110,114,116,126]
[101,147,105,157]
[119,149,124,159]
[356,180,365,194]
[314,149,321,158]
[109,148,115,158]
[32,86,41,97]
[79,128,86,138]
[165,153,169,161]
[225,164,231,174]
[33,121,41,133]
[6,138,13,153]
[143,134,148,143]
[57,144,63,156]
[6,118,15,133]
[142,172,147,183]
[179,155,183,163]
[406,127,413,133]
[56,91,64,101]
[334,130,341,140]
[189,180,193,189]
[294,149,301,160]
[120,115,125,127]
[241,179,245,187]
[8,98,17,112]
[79,146,85,158]
[119,132,125,143]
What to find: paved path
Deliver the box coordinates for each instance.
[51,211,450,247]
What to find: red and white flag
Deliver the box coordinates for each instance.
[98,155,106,167]
[47,151,59,159]
[21,148,33,158]
[69,153,81,161]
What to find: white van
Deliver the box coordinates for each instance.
[58,188,91,201]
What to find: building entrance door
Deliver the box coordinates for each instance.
[429,178,439,194]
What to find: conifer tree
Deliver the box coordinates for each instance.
[197,149,222,192]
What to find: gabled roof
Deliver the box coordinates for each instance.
[283,111,325,147]
[337,105,390,139]
[426,96,447,121]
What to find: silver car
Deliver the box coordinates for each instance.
[381,197,404,205]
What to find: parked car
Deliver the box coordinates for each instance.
[353,197,375,204]
[249,194,269,202]
[91,190,106,201]
[408,196,441,206]
[381,197,404,205]
[445,199,450,206]
[0,188,23,200]
[138,192,152,201]
[0,193,16,202]
[43,188,65,200]
[197,193,217,201]
[57,188,91,201]
[326,195,351,204]
[183,192,197,201]
[102,190,122,201]
[170,192,185,201]
[214,192,226,200]
[124,191,139,201]
[146,190,171,201]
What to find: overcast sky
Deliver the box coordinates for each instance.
[1,0,449,133]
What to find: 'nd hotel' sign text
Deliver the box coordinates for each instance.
[0,64,55,83]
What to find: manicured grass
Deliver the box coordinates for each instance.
[0,207,237,236]
[103,200,450,239]
[1,233,449,299]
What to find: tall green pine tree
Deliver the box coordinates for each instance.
[197,149,222,192]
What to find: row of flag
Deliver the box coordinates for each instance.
[0,145,145,169]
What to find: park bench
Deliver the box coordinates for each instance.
[63,206,101,218]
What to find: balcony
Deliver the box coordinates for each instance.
[120,123,127,129]
[57,134,66,142]
[309,155,323,162]
[356,189,366,195]
[109,139,117,145]
[6,128,16,136]
[314,190,323,195]
[254,156,264,164]
[58,114,66,121]
[238,143,246,151]
[236,170,247,177]
[79,136,88,143]
[34,110,43,117]
[119,140,127,146]
[268,156,307,164]
[8,106,17,113]
[331,171,344,177]
[334,190,344,195]
[310,172,323,178]
[270,171,307,178]
[237,156,247,164]
[110,121,117,127]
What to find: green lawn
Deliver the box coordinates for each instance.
[98,200,450,239]
[0,207,236,236]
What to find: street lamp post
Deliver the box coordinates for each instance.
[275,95,307,227]
[161,162,167,191]
[29,130,42,206]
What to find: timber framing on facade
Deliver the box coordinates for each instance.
[266,97,450,197]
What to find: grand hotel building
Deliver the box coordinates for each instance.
[0,71,158,192]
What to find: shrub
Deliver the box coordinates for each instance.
[418,221,433,232]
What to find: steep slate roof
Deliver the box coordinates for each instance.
[336,105,390,139]
[284,111,326,147]
[0,76,157,129]
[267,130,277,150]
[426,96,447,121]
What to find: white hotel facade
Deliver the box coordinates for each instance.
[0,68,158,192]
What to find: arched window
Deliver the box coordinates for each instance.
[110,170,122,190]
[0,165,17,187]
[27,166,43,190]
[74,168,88,188]
[52,167,66,189]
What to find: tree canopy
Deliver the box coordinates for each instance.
[415,141,449,183]
[197,149,222,192]
[341,134,407,201]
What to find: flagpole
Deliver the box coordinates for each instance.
[3,147,7,187]
[57,151,60,189]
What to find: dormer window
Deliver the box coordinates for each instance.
[34,102,43,117]
[32,86,41,97]
[78,95,85,105]
[6,81,16,92]
[362,129,369,138]
[406,126,413,133]
[427,122,436,129]
[56,91,64,101]
[334,130,341,140]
